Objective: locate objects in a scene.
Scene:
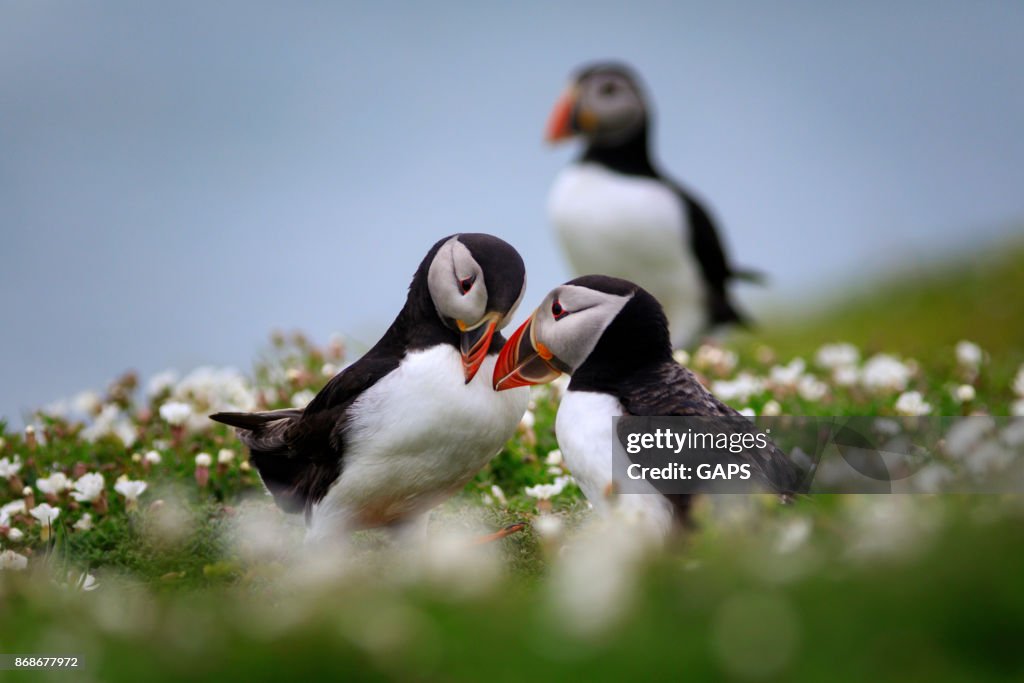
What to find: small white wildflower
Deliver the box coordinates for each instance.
[1,500,26,518]
[0,549,28,571]
[489,484,507,507]
[955,340,983,369]
[74,513,94,532]
[895,391,932,416]
[0,456,22,478]
[672,349,691,366]
[71,472,105,503]
[36,472,72,496]
[861,354,912,393]
[545,449,563,467]
[6,527,24,542]
[693,345,738,375]
[712,373,764,403]
[519,409,535,430]
[797,375,828,402]
[218,449,235,465]
[953,384,976,403]
[195,452,212,467]
[1013,366,1024,398]
[775,517,812,554]
[525,475,573,501]
[833,365,860,386]
[159,400,193,426]
[114,479,147,503]
[814,343,859,370]
[1011,399,1024,417]
[73,572,99,591]
[761,400,782,416]
[769,358,806,389]
[534,514,564,540]
[72,390,102,415]
[738,407,757,418]
[146,369,179,397]
[291,389,315,409]
[321,362,339,377]
[144,450,162,465]
[874,418,902,436]
[30,503,61,540]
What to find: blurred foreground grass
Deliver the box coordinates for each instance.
[1,240,1023,682]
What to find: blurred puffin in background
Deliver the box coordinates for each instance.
[493,275,798,534]
[213,233,529,543]
[545,61,761,348]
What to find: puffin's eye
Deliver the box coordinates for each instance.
[459,275,476,294]
[551,299,568,320]
[599,81,619,97]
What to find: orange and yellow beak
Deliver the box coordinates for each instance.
[545,85,598,143]
[492,314,564,391]
[459,313,500,384]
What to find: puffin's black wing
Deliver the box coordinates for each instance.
[212,349,403,517]
[669,182,758,327]
[615,362,800,510]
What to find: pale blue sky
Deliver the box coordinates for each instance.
[2,1,1023,422]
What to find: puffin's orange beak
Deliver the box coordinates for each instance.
[492,314,563,391]
[459,313,499,384]
[545,87,578,143]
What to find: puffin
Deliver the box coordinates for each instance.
[212,233,529,542]
[545,61,760,349]
[492,275,798,533]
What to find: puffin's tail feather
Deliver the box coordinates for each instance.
[210,409,302,431]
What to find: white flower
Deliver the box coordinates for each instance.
[159,400,193,426]
[955,340,983,369]
[71,473,105,503]
[36,472,72,496]
[712,373,764,403]
[545,449,563,467]
[172,366,256,417]
[72,390,102,415]
[814,343,859,370]
[519,409,535,430]
[144,450,162,465]
[30,503,61,525]
[1011,399,1024,417]
[895,391,932,416]
[797,375,828,402]
[693,345,738,375]
[769,358,806,389]
[672,349,690,366]
[291,389,316,409]
[6,527,24,542]
[738,407,757,417]
[861,354,912,392]
[833,365,860,387]
[146,369,179,397]
[1,500,26,518]
[218,449,235,465]
[761,400,782,416]
[534,514,564,540]
[525,475,573,501]
[0,456,22,478]
[114,479,148,502]
[321,362,339,377]
[953,384,976,403]
[0,549,28,571]
[1013,366,1024,398]
[489,485,507,507]
[80,404,136,447]
[195,453,212,467]
[74,513,93,531]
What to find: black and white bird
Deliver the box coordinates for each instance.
[492,276,797,534]
[212,233,529,542]
[545,62,759,349]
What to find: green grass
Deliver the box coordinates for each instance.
[1,240,1024,681]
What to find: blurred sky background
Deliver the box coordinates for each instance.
[2,1,1024,422]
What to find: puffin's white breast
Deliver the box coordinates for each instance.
[555,389,674,535]
[548,162,706,347]
[309,345,528,536]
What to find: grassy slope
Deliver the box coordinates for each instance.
[2,239,1024,682]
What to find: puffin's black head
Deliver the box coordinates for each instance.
[492,275,671,391]
[545,61,650,148]
[423,233,526,383]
